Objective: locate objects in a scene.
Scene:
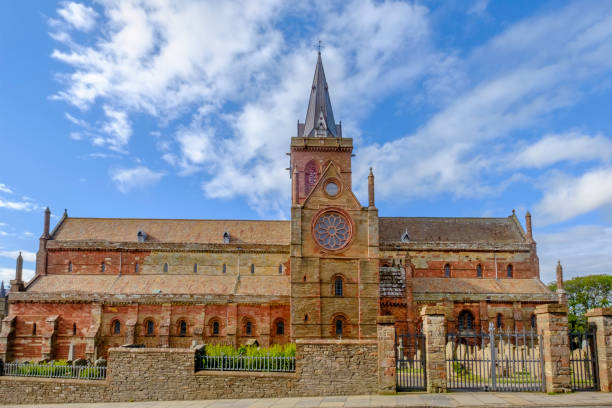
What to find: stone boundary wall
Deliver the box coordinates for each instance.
[0,339,378,404]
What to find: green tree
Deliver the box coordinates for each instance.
[548,274,612,332]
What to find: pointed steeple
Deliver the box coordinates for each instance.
[300,52,340,138]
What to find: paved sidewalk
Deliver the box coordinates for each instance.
[4,392,612,408]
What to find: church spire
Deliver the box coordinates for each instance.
[300,52,340,138]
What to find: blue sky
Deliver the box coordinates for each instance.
[1,0,611,286]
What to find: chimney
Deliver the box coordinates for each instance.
[292,166,299,205]
[556,260,567,304]
[42,207,51,238]
[10,252,24,292]
[368,167,375,208]
[525,211,533,241]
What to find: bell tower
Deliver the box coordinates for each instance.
[290,53,379,340]
[291,52,353,204]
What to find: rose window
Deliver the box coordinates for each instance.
[313,212,351,250]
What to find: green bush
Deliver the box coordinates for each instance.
[78,367,103,379]
[201,343,296,371]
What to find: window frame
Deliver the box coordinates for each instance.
[178,320,187,337]
[334,276,344,297]
[506,264,513,278]
[112,320,121,335]
[444,263,451,277]
[476,264,483,278]
[276,319,285,336]
[458,310,475,331]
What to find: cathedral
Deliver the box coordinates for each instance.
[0,54,557,362]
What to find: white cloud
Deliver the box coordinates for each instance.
[513,132,612,168]
[0,268,35,284]
[57,2,97,31]
[0,184,12,194]
[537,225,612,283]
[97,106,132,152]
[65,112,90,128]
[48,0,612,223]
[354,2,612,202]
[0,250,37,263]
[0,199,38,212]
[535,167,612,223]
[111,166,165,193]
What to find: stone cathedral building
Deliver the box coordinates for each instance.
[1,54,556,362]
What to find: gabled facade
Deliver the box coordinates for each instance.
[0,53,556,362]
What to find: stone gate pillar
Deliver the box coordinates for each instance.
[377,315,396,393]
[535,304,571,393]
[421,306,446,393]
[586,307,612,392]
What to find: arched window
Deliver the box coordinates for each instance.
[112,320,121,335]
[68,262,72,273]
[444,264,451,277]
[134,263,139,273]
[276,320,284,335]
[496,314,503,329]
[32,323,37,335]
[245,320,253,336]
[476,264,482,277]
[222,264,226,273]
[146,320,154,336]
[304,161,318,195]
[278,264,283,275]
[507,264,513,278]
[163,263,168,273]
[334,277,343,297]
[458,310,474,331]
[193,263,198,273]
[335,319,343,336]
[101,263,106,273]
[530,314,537,330]
[251,264,255,274]
[213,321,220,336]
[73,323,77,336]
[178,320,187,337]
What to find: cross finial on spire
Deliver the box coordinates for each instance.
[317,40,323,54]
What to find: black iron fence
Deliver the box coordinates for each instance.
[569,327,599,391]
[445,325,544,392]
[2,362,106,380]
[396,331,426,391]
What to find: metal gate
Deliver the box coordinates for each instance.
[396,331,426,391]
[445,324,544,391]
[569,327,599,390]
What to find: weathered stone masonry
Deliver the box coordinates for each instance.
[0,340,378,405]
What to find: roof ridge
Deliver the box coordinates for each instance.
[379,216,511,221]
[65,217,289,222]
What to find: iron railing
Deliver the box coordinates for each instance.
[396,331,426,390]
[2,362,106,380]
[196,354,295,372]
[446,324,544,392]
[569,328,599,391]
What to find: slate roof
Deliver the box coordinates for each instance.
[412,278,551,295]
[379,217,525,244]
[26,275,290,297]
[379,267,405,297]
[299,53,341,138]
[52,218,290,245]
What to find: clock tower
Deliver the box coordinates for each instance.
[289,53,379,339]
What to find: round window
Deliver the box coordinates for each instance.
[313,211,352,250]
[324,181,339,196]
